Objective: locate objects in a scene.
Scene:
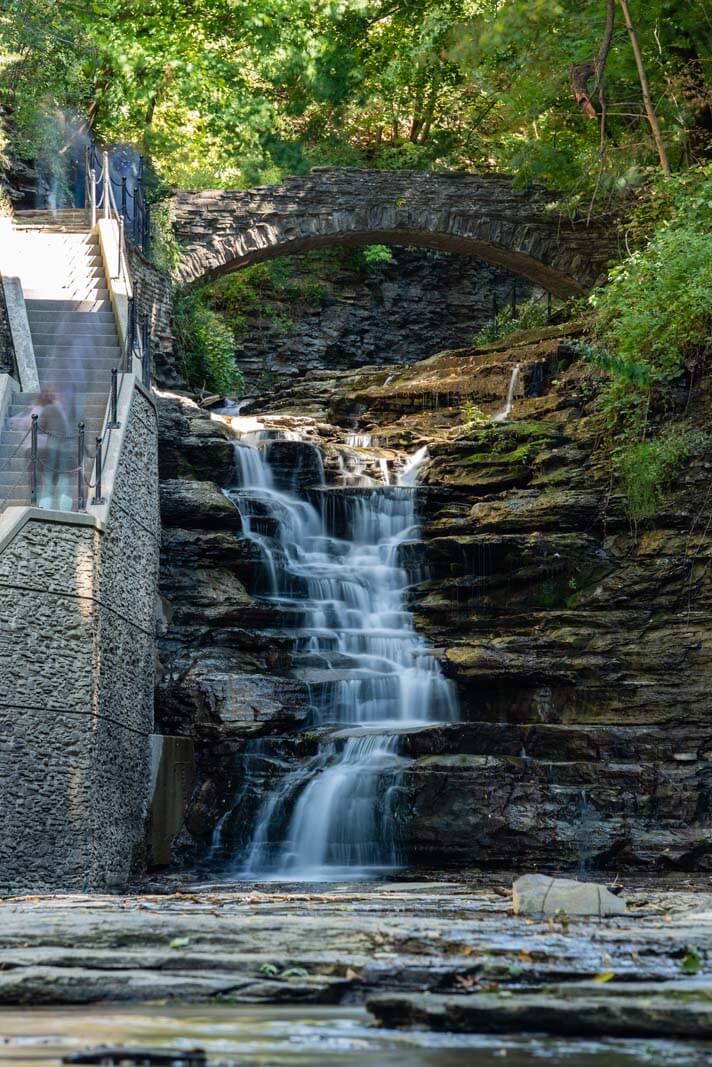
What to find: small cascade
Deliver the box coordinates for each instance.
[213,429,458,881]
[399,445,429,486]
[492,363,521,423]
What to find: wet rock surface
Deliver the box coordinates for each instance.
[0,879,710,1027]
[155,319,712,875]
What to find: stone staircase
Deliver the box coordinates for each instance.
[0,212,119,509]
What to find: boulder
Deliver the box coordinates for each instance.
[512,874,626,918]
[160,479,242,530]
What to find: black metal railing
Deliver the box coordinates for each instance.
[490,284,556,330]
[10,302,152,516]
[84,138,151,256]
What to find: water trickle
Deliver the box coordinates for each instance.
[399,445,429,486]
[492,363,521,423]
[214,430,459,881]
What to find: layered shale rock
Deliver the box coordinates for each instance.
[155,322,712,874]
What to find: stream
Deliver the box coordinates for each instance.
[2,1004,711,1067]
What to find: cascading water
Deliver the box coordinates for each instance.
[213,427,458,881]
[492,363,520,423]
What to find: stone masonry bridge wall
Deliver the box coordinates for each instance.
[171,169,619,298]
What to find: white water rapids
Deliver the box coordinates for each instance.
[212,427,458,881]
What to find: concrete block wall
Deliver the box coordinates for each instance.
[0,385,159,891]
[127,246,176,387]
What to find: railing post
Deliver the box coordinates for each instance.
[77,422,85,511]
[121,175,127,220]
[109,368,120,428]
[143,201,151,257]
[102,151,110,221]
[90,169,97,229]
[142,314,152,389]
[92,437,105,505]
[117,216,124,279]
[125,295,135,373]
[30,413,38,506]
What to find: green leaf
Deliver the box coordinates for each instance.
[679,950,703,975]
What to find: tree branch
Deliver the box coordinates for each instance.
[570,0,615,120]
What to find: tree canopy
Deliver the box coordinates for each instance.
[0,0,710,196]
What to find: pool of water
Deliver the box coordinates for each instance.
[1,1005,711,1067]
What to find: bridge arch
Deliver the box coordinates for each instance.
[170,169,616,298]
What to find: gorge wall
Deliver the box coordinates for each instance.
[155,314,712,874]
[223,248,537,394]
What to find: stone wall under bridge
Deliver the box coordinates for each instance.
[0,384,160,891]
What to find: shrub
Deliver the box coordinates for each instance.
[461,400,488,427]
[473,299,549,346]
[616,424,707,528]
[352,244,393,272]
[584,167,712,435]
[173,292,243,395]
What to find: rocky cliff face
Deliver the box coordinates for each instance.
[228,248,536,394]
[155,321,712,874]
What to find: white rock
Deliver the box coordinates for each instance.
[512,874,626,918]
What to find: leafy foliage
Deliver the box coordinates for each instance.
[1,0,710,195]
[616,424,707,527]
[473,299,549,346]
[461,399,488,427]
[173,290,242,395]
[579,167,712,435]
[352,244,393,271]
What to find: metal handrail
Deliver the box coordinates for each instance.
[84,139,151,256]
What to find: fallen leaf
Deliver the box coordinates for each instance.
[679,951,702,975]
[593,971,615,983]
[169,937,190,949]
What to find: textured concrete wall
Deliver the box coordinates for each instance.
[127,246,175,387]
[0,385,159,891]
[171,169,619,297]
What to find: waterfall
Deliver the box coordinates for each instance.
[492,363,520,423]
[213,433,459,881]
[399,445,429,486]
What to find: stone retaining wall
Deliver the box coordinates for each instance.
[0,385,159,890]
[127,246,175,386]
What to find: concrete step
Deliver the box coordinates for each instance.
[23,289,110,301]
[27,314,116,328]
[13,224,91,234]
[34,344,120,358]
[32,334,119,347]
[14,209,88,220]
[19,251,100,262]
[23,260,105,273]
[23,273,107,289]
[9,396,108,415]
[25,299,113,312]
[34,357,120,369]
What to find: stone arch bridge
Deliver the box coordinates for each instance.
[171,168,618,298]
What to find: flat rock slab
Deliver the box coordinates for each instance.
[0,879,710,1011]
[512,874,626,918]
[368,986,712,1039]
